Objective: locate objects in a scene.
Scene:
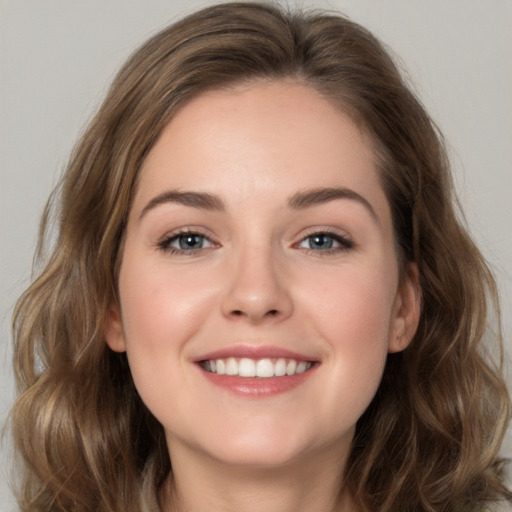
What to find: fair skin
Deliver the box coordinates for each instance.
[106,80,421,512]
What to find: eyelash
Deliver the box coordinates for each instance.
[157,229,216,256]
[156,229,354,256]
[296,230,354,256]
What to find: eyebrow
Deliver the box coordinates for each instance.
[139,186,377,221]
[139,190,225,220]
[288,187,378,221]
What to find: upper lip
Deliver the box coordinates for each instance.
[192,344,319,363]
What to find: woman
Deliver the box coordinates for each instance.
[10,2,511,511]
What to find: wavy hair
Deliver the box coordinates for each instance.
[11,2,510,511]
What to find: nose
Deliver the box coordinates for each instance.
[220,245,293,324]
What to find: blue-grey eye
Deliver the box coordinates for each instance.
[298,232,353,252]
[300,233,336,250]
[171,233,213,251]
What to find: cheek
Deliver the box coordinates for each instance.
[119,252,216,341]
[300,259,397,345]
[297,263,397,417]
[117,252,218,409]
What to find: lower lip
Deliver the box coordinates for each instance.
[198,365,316,397]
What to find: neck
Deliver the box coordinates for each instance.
[160,441,354,512]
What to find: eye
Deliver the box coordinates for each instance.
[297,232,353,254]
[158,231,215,254]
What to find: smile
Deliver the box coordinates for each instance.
[200,357,313,377]
[194,345,318,397]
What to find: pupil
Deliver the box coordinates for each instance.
[179,234,202,249]
[312,235,332,249]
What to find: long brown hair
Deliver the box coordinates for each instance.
[11,2,510,511]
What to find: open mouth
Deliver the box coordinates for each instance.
[199,357,314,378]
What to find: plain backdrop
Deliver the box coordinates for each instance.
[1,0,511,508]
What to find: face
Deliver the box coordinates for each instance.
[106,81,420,470]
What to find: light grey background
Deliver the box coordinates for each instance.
[1,0,511,509]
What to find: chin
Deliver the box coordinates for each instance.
[212,440,308,468]
[176,419,352,471]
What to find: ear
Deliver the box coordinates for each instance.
[388,263,422,353]
[105,303,127,353]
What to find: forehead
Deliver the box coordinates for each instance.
[134,80,388,217]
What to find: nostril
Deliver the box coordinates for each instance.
[229,308,279,319]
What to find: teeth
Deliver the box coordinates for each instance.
[286,359,297,375]
[239,358,256,377]
[202,357,313,378]
[226,357,238,376]
[274,358,287,377]
[216,359,226,375]
[296,361,307,374]
[256,359,274,377]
